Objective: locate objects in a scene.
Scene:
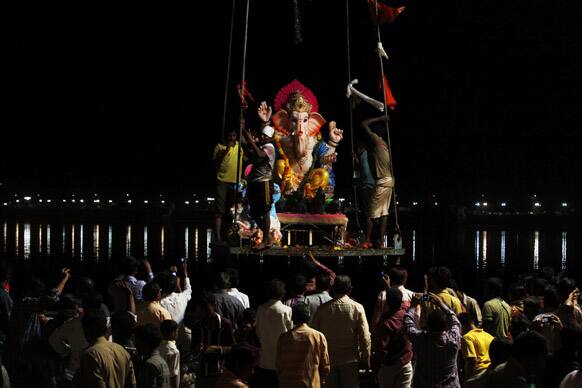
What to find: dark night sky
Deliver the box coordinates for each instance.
[4,1,582,203]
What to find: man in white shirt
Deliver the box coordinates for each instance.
[158,320,181,388]
[159,261,192,353]
[226,268,250,309]
[159,262,192,325]
[255,279,292,386]
[305,272,333,325]
[371,267,418,329]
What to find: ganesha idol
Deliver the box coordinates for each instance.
[271,80,343,211]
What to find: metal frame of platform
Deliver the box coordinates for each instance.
[229,246,405,257]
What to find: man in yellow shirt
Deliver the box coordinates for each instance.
[459,313,494,380]
[213,131,245,242]
[420,267,464,328]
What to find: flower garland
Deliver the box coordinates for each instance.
[274,134,294,193]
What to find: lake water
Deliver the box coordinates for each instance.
[1,217,579,308]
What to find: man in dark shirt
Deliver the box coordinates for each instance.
[213,272,245,329]
[185,292,236,388]
[372,288,413,388]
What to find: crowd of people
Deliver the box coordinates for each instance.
[0,252,580,388]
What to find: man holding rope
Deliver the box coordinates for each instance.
[359,115,394,249]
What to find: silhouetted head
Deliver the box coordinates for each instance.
[292,303,311,325]
[489,337,512,367]
[512,331,548,376]
[389,267,408,287]
[82,309,109,342]
[428,266,453,291]
[316,272,332,293]
[156,271,178,295]
[134,324,162,358]
[290,274,307,296]
[427,309,448,333]
[385,287,403,313]
[160,319,179,341]
[111,311,136,344]
[267,279,286,301]
[214,272,231,291]
[224,345,259,382]
[226,268,240,288]
[142,281,162,302]
[333,276,352,296]
[458,312,476,334]
[484,277,504,299]
[121,257,140,277]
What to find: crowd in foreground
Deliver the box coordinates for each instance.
[0,255,580,388]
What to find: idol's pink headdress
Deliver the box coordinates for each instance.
[274,80,319,113]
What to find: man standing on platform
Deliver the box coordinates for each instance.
[242,101,276,250]
[360,116,394,249]
[213,130,245,243]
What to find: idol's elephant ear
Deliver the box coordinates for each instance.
[307,112,326,137]
[272,110,291,137]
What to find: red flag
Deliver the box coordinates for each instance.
[237,80,255,108]
[378,75,397,110]
[367,0,405,25]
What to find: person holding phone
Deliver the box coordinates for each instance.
[403,293,462,388]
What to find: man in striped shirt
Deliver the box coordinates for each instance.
[403,293,462,388]
[276,303,330,387]
[312,276,371,388]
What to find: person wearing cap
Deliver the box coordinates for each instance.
[242,101,276,250]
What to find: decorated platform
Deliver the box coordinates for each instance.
[229,245,404,257]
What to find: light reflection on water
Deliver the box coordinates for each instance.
[39,225,43,255]
[533,230,540,270]
[184,227,189,258]
[561,232,567,271]
[0,221,577,275]
[411,230,416,262]
[71,224,75,257]
[15,224,19,256]
[143,226,148,258]
[108,226,113,258]
[160,226,165,258]
[80,224,84,259]
[194,228,199,258]
[475,231,480,269]
[93,224,100,258]
[23,223,31,260]
[2,222,6,255]
[500,231,506,266]
[47,225,51,256]
[125,225,131,257]
[482,231,487,270]
[62,225,66,256]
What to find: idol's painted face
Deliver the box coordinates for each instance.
[291,111,309,137]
